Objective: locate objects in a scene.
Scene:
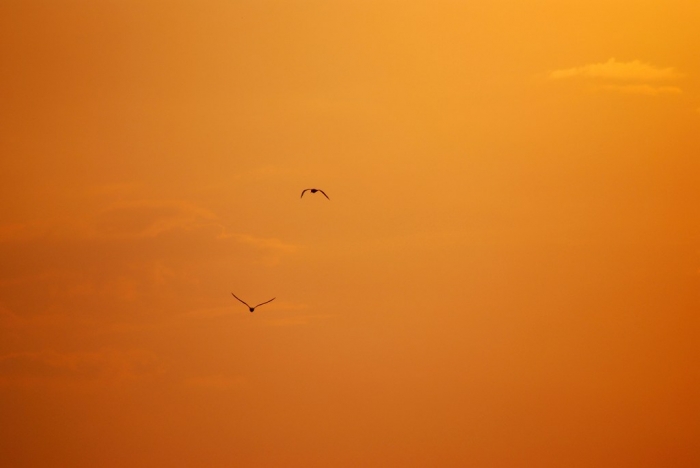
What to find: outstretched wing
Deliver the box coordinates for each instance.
[231,292,251,308]
[254,297,276,309]
[301,189,310,198]
[318,189,330,200]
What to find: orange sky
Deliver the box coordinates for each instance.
[1,1,699,466]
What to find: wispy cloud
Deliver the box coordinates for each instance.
[0,349,161,387]
[0,200,298,254]
[0,305,66,330]
[92,200,219,240]
[88,182,141,197]
[181,300,309,322]
[180,305,234,320]
[0,200,219,243]
[0,197,298,328]
[548,58,683,82]
[216,232,299,266]
[594,84,682,96]
[227,233,298,253]
[263,313,334,327]
[0,222,46,242]
[183,374,247,390]
[545,58,685,96]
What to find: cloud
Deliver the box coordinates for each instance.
[216,232,299,266]
[181,300,310,322]
[0,200,218,243]
[0,349,161,387]
[548,58,683,82]
[184,374,247,390]
[545,58,686,96]
[594,84,682,96]
[0,305,65,330]
[0,197,298,324]
[88,182,140,197]
[0,198,297,294]
[0,200,298,254]
[92,200,219,240]
[0,222,46,243]
[263,313,334,327]
[229,233,298,253]
[180,305,234,320]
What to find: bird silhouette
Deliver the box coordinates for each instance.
[231,293,275,312]
[301,188,329,200]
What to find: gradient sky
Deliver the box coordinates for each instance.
[1,1,699,467]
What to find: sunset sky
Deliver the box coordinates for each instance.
[1,1,699,466]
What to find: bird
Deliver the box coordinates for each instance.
[231,293,275,313]
[301,188,329,200]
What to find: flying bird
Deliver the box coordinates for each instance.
[231,293,275,313]
[301,188,329,200]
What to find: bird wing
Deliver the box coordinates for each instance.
[301,189,310,198]
[254,297,276,308]
[318,189,330,200]
[231,293,251,308]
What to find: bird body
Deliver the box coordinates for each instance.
[231,293,275,312]
[301,188,329,199]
